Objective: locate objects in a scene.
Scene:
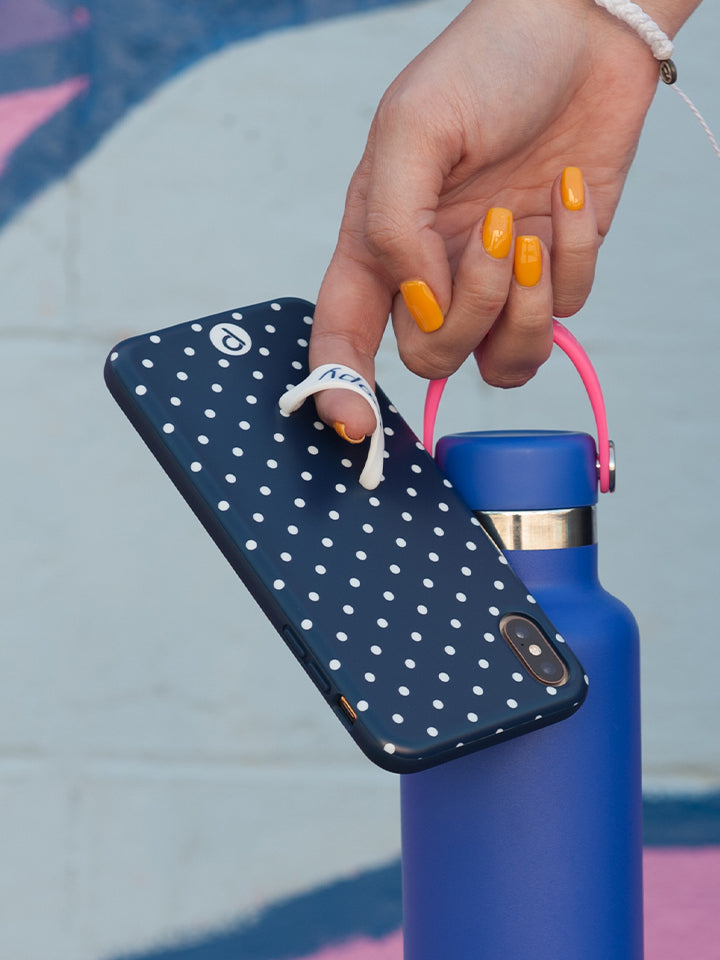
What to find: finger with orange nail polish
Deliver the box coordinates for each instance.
[514,235,542,287]
[392,209,516,382]
[400,280,445,333]
[482,207,513,259]
[561,166,585,211]
[476,234,552,388]
[552,167,598,317]
[334,421,365,444]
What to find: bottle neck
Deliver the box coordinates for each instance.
[475,506,601,595]
[502,543,601,597]
[476,506,596,552]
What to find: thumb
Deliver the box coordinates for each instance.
[309,244,390,442]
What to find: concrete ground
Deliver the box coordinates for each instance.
[0,1,718,957]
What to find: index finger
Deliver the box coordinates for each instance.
[362,88,456,314]
[310,114,453,440]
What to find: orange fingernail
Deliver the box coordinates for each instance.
[561,166,584,211]
[400,280,444,333]
[334,421,365,444]
[514,236,542,287]
[482,207,513,259]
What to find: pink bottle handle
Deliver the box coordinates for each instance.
[423,319,614,494]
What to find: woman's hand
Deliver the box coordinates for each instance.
[308,0,664,440]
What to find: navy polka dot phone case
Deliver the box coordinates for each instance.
[105,298,587,773]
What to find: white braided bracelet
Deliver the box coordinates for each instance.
[593,0,677,83]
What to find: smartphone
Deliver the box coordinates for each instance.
[105,298,587,773]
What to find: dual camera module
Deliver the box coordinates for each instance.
[500,615,568,686]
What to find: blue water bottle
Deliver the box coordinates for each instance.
[401,365,643,957]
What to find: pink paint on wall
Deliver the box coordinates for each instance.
[644,847,720,960]
[0,0,88,52]
[286,929,403,960]
[0,76,89,174]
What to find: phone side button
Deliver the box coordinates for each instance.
[282,626,308,661]
[306,662,331,694]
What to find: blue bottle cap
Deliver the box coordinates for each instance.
[435,431,598,511]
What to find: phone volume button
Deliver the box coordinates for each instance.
[306,661,331,694]
[282,625,308,661]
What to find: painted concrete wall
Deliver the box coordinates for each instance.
[0,1,719,958]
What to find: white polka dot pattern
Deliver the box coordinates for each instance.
[105,298,587,773]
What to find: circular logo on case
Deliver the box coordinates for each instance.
[209,322,252,356]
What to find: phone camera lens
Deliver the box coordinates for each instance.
[499,614,569,687]
[505,619,531,644]
[539,659,565,683]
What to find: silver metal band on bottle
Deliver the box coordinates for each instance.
[475,506,596,551]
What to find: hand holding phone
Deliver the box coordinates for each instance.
[105,298,587,772]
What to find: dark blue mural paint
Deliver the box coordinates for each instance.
[110,795,720,960]
[0,0,417,230]
[112,859,401,960]
[643,791,720,847]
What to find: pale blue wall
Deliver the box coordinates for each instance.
[0,1,718,958]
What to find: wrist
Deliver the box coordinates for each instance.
[633,0,702,38]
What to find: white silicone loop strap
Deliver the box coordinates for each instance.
[279,364,385,490]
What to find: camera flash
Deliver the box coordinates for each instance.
[528,643,542,657]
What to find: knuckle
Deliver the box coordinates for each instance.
[452,272,509,325]
[364,209,408,262]
[553,291,590,318]
[561,233,599,261]
[518,313,555,349]
[375,82,424,132]
[553,273,595,318]
[476,328,552,389]
[465,287,507,324]
[310,327,378,372]
[397,339,462,381]
[483,368,537,389]
[552,242,598,317]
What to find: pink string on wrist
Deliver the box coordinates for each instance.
[593,0,720,161]
[423,319,614,494]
